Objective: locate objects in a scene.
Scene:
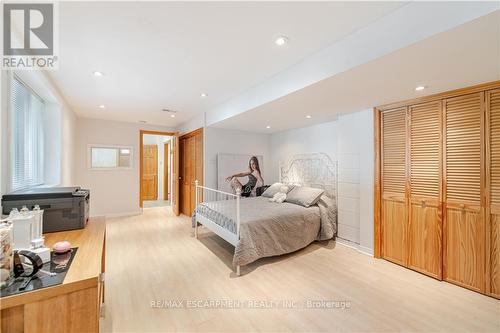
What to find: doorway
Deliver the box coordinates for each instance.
[139,130,177,210]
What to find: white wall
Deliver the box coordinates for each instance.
[178,113,205,136]
[204,127,271,189]
[270,121,338,182]
[75,118,175,216]
[336,110,374,253]
[60,103,77,187]
[269,110,374,253]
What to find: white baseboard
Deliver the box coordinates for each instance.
[358,245,374,256]
[336,237,374,257]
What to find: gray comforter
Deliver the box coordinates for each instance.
[195,196,337,266]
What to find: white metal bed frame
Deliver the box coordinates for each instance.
[194,152,338,276]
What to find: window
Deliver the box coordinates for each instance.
[89,145,132,169]
[10,76,45,191]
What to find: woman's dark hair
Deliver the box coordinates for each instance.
[248,156,261,173]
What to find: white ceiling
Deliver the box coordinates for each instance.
[49,1,407,126]
[213,10,500,133]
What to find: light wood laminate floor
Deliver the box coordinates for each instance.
[102,207,500,332]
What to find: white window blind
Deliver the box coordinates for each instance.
[10,76,45,191]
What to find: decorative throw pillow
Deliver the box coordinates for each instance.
[285,186,325,207]
[268,185,289,203]
[262,182,294,198]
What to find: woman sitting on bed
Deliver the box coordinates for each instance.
[225,156,264,197]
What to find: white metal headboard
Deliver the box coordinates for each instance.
[279,152,338,199]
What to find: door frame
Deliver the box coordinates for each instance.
[179,127,204,215]
[139,130,176,208]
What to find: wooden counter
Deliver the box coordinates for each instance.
[1,217,106,333]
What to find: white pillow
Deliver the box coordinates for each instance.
[262,182,294,198]
[285,186,325,207]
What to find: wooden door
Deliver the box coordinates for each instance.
[408,101,443,279]
[487,88,500,298]
[381,107,408,266]
[443,92,485,292]
[164,143,169,200]
[180,136,193,215]
[142,145,158,201]
[178,129,204,216]
[172,134,180,216]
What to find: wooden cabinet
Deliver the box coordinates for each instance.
[1,218,106,332]
[375,80,500,298]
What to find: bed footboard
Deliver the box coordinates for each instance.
[195,181,241,275]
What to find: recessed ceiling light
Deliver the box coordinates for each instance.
[306,115,312,119]
[200,93,208,98]
[266,125,271,129]
[415,85,426,91]
[98,105,105,109]
[170,114,176,118]
[274,36,288,46]
[93,71,104,77]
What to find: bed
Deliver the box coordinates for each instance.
[194,153,338,275]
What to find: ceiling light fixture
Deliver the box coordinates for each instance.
[266,125,271,129]
[98,105,105,109]
[306,115,312,119]
[200,93,208,98]
[139,120,147,124]
[162,108,178,118]
[93,71,104,77]
[274,36,288,46]
[415,85,426,91]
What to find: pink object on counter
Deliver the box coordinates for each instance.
[53,241,72,253]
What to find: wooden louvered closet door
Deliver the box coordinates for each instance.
[381,108,408,266]
[179,129,204,216]
[408,101,442,279]
[444,92,485,292]
[487,88,500,298]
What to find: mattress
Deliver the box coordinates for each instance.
[196,196,335,266]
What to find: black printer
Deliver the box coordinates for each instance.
[1,187,90,233]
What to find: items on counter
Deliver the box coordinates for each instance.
[1,205,53,288]
[1,248,78,297]
[13,250,44,278]
[9,205,51,263]
[0,222,13,287]
[53,240,72,254]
